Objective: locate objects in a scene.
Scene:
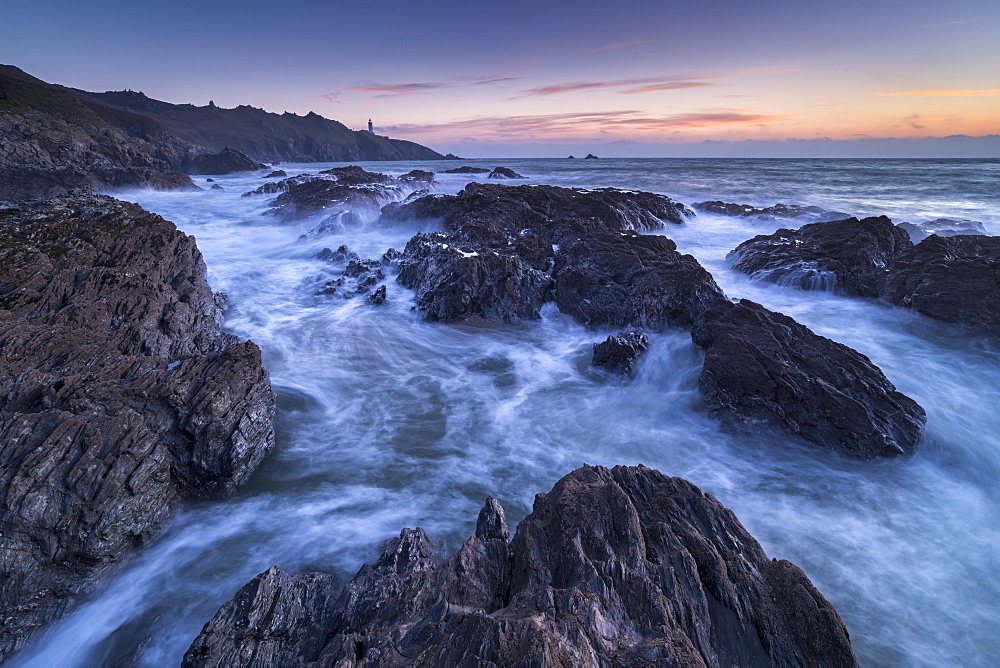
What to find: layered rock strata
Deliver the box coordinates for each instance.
[183,465,858,668]
[0,194,275,658]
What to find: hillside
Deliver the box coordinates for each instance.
[80,89,450,162]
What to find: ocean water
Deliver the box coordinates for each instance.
[13,158,1000,667]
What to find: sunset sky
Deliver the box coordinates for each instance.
[4,0,999,156]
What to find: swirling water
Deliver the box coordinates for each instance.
[13,158,1000,667]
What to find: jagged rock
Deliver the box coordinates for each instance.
[397,232,552,322]
[881,234,1000,337]
[183,465,858,668]
[181,148,266,175]
[316,245,359,263]
[442,166,491,174]
[0,194,275,659]
[211,183,225,190]
[368,285,387,305]
[345,259,385,291]
[694,201,852,223]
[691,299,925,458]
[488,166,524,179]
[555,229,725,330]
[591,331,650,375]
[380,248,401,267]
[567,155,575,159]
[399,169,435,183]
[584,153,599,159]
[264,169,286,178]
[729,216,912,296]
[896,218,988,243]
[297,211,364,240]
[317,165,391,185]
[268,167,412,220]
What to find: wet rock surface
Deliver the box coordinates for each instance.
[315,245,385,298]
[0,194,275,658]
[881,234,1000,337]
[183,465,858,668]
[729,216,912,296]
[442,165,491,174]
[692,299,925,458]
[694,200,852,223]
[488,166,524,179]
[266,166,417,221]
[592,331,650,375]
[264,169,287,178]
[181,147,266,175]
[896,218,988,243]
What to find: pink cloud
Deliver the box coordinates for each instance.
[588,38,648,53]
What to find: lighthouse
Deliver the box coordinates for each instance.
[368,119,374,135]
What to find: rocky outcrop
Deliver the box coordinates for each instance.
[181,148,266,175]
[488,167,524,179]
[0,194,275,658]
[729,216,912,296]
[694,201,852,224]
[183,465,858,668]
[442,166,490,174]
[264,169,286,178]
[555,229,724,329]
[397,233,552,321]
[692,299,925,458]
[592,331,650,375]
[881,234,1000,337]
[584,153,599,159]
[268,167,419,221]
[896,218,987,243]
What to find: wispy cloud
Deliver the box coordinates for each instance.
[875,88,1000,97]
[384,109,790,141]
[925,17,981,27]
[347,75,518,97]
[588,38,647,53]
[512,66,788,99]
[321,92,341,103]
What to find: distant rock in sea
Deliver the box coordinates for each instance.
[442,165,491,174]
[488,166,525,179]
[584,153,599,159]
[694,200,853,223]
[182,465,858,668]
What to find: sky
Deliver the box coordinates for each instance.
[4,0,999,157]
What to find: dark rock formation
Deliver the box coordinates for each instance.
[897,218,987,243]
[380,248,401,267]
[266,167,428,221]
[183,465,858,668]
[0,194,274,658]
[77,89,449,162]
[0,65,198,201]
[181,147,266,175]
[555,229,725,330]
[316,245,359,264]
[592,331,650,375]
[442,166,491,174]
[694,201,852,224]
[314,247,385,298]
[211,183,224,190]
[488,166,524,179]
[399,169,435,183]
[881,234,1000,337]
[567,155,575,159]
[397,233,551,322]
[729,216,912,297]
[368,285,387,305]
[584,153,599,159]
[691,299,925,458]
[265,169,287,178]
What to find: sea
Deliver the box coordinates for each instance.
[12,158,1000,667]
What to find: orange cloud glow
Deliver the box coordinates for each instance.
[875,89,1000,97]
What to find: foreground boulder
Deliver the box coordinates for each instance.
[0,194,275,658]
[729,216,912,296]
[183,465,858,667]
[693,201,852,223]
[881,234,1000,337]
[692,299,925,458]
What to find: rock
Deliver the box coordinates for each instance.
[567,155,575,159]
[881,234,1000,337]
[368,285,387,305]
[317,165,391,185]
[584,153,599,159]
[896,218,988,243]
[268,167,411,220]
[0,194,275,658]
[729,216,912,297]
[397,232,552,322]
[265,169,287,178]
[691,299,925,458]
[592,331,650,375]
[183,465,858,668]
[379,248,402,267]
[442,166,491,174]
[345,259,385,291]
[694,201,852,223]
[399,169,435,183]
[488,166,524,179]
[206,178,214,182]
[555,229,725,330]
[315,245,359,263]
[181,148,267,175]
[297,211,364,240]
[211,183,225,190]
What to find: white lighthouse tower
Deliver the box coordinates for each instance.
[368,119,374,135]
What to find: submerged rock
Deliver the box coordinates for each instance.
[896,218,988,243]
[591,331,650,375]
[729,216,912,296]
[264,169,287,178]
[488,166,524,179]
[442,166,491,174]
[694,201,852,223]
[183,465,858,667]
[397,232,551,322]
[691,299,925,458]
[0,194,275,658]
[881,234,1000,337]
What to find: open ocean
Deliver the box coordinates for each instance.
[13,158,1000,666]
